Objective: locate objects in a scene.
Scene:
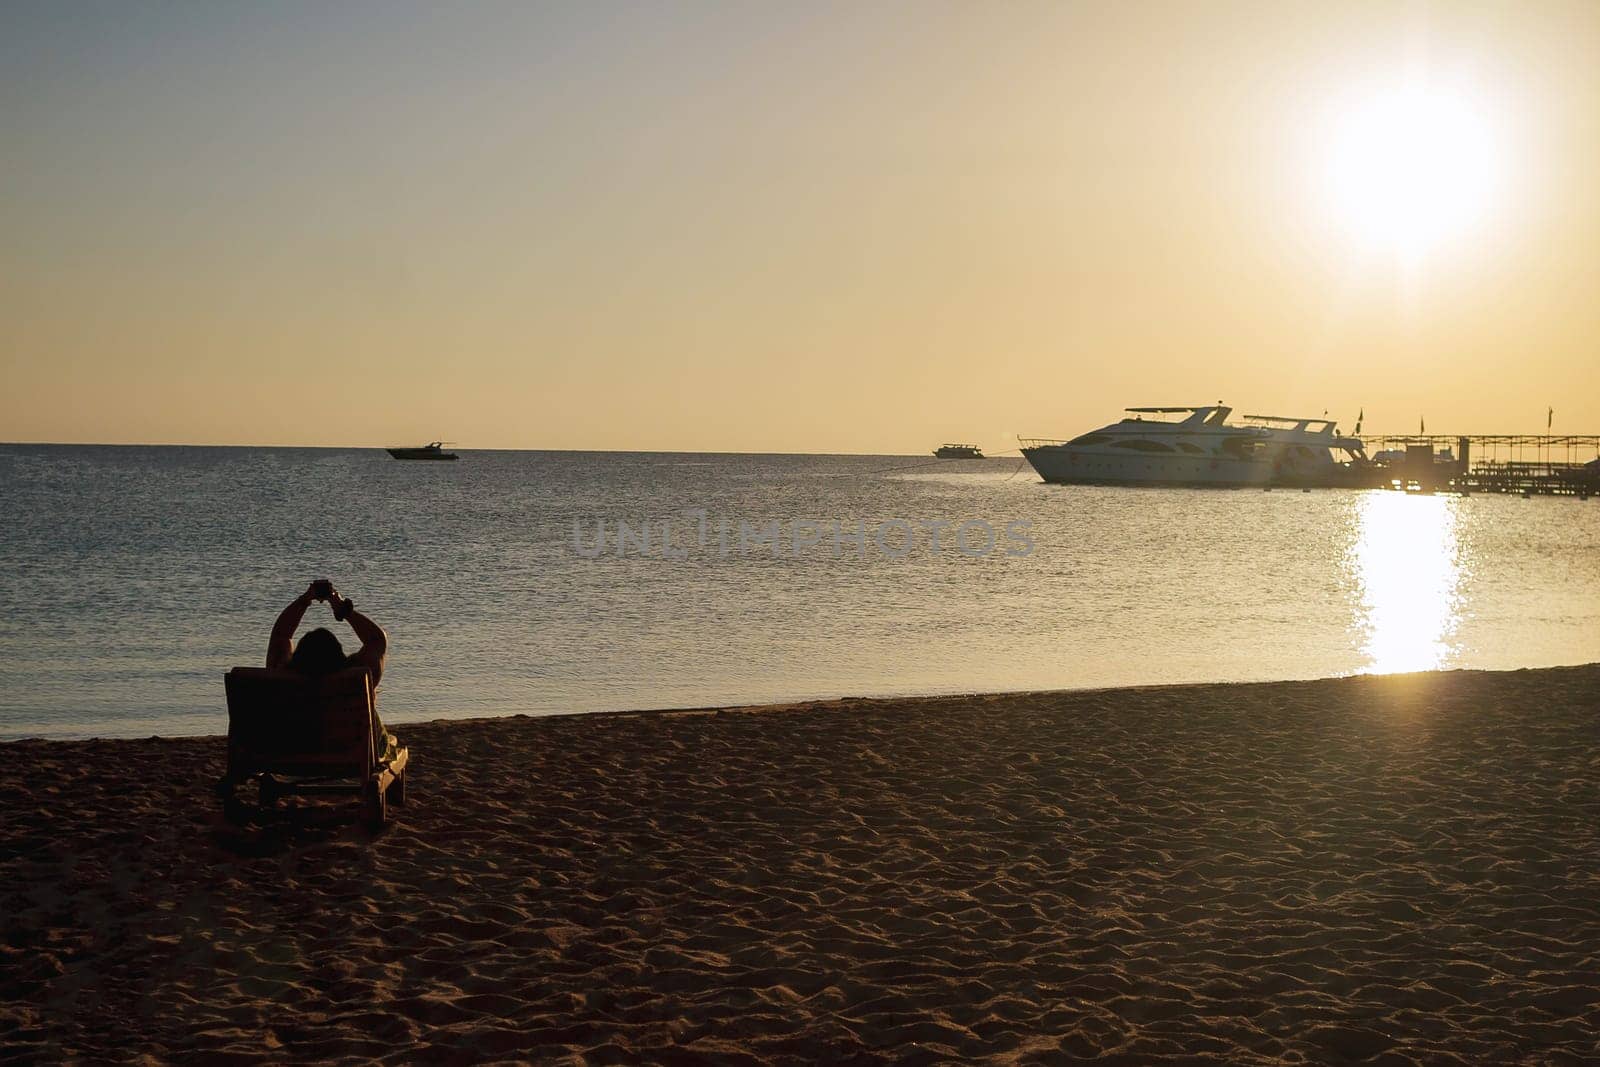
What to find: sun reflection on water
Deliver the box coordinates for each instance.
[1349,491,1465,673]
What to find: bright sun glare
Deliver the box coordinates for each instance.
[1351,491,1464,674]
[1324,84,1499,258]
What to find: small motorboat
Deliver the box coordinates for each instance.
[934,444,984,459]
[386,442,458,461]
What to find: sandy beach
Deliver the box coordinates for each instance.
[3,665,1600,1064]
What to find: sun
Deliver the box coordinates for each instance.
[1322,84,1500,259]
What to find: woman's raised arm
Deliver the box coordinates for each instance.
[331,591,388,686]
[266,581,326,668]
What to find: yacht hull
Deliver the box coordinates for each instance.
[1022,445,1273,487]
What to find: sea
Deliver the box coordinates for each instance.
[3,444,1598,740]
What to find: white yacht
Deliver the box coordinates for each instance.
[1020,405,1367,488]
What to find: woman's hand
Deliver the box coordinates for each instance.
[329,590,355,622]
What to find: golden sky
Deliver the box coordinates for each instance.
[2,2,1596,451]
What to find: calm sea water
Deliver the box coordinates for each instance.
[3,444,1598,740]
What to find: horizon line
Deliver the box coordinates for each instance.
[0,439,994,459]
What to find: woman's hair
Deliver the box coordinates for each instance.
[290,627,347,676]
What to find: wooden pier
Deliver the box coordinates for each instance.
[1359,434,1600,496]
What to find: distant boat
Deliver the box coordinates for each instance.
[386,441,458,461]
[934,444,984,459]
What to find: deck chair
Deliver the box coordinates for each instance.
[222,666,409,828]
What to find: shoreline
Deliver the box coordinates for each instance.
[9,661,1600,745]
[5,663,1600,1062]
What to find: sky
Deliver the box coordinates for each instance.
[2,1,1596,451]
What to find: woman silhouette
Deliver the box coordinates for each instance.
[266,579,398,761]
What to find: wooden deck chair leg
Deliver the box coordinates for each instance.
[387,767,407,807]
[362,778,388,829]
[219,777,251,825]
[223,797,252,825]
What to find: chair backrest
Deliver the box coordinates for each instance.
[224,666,375,778]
